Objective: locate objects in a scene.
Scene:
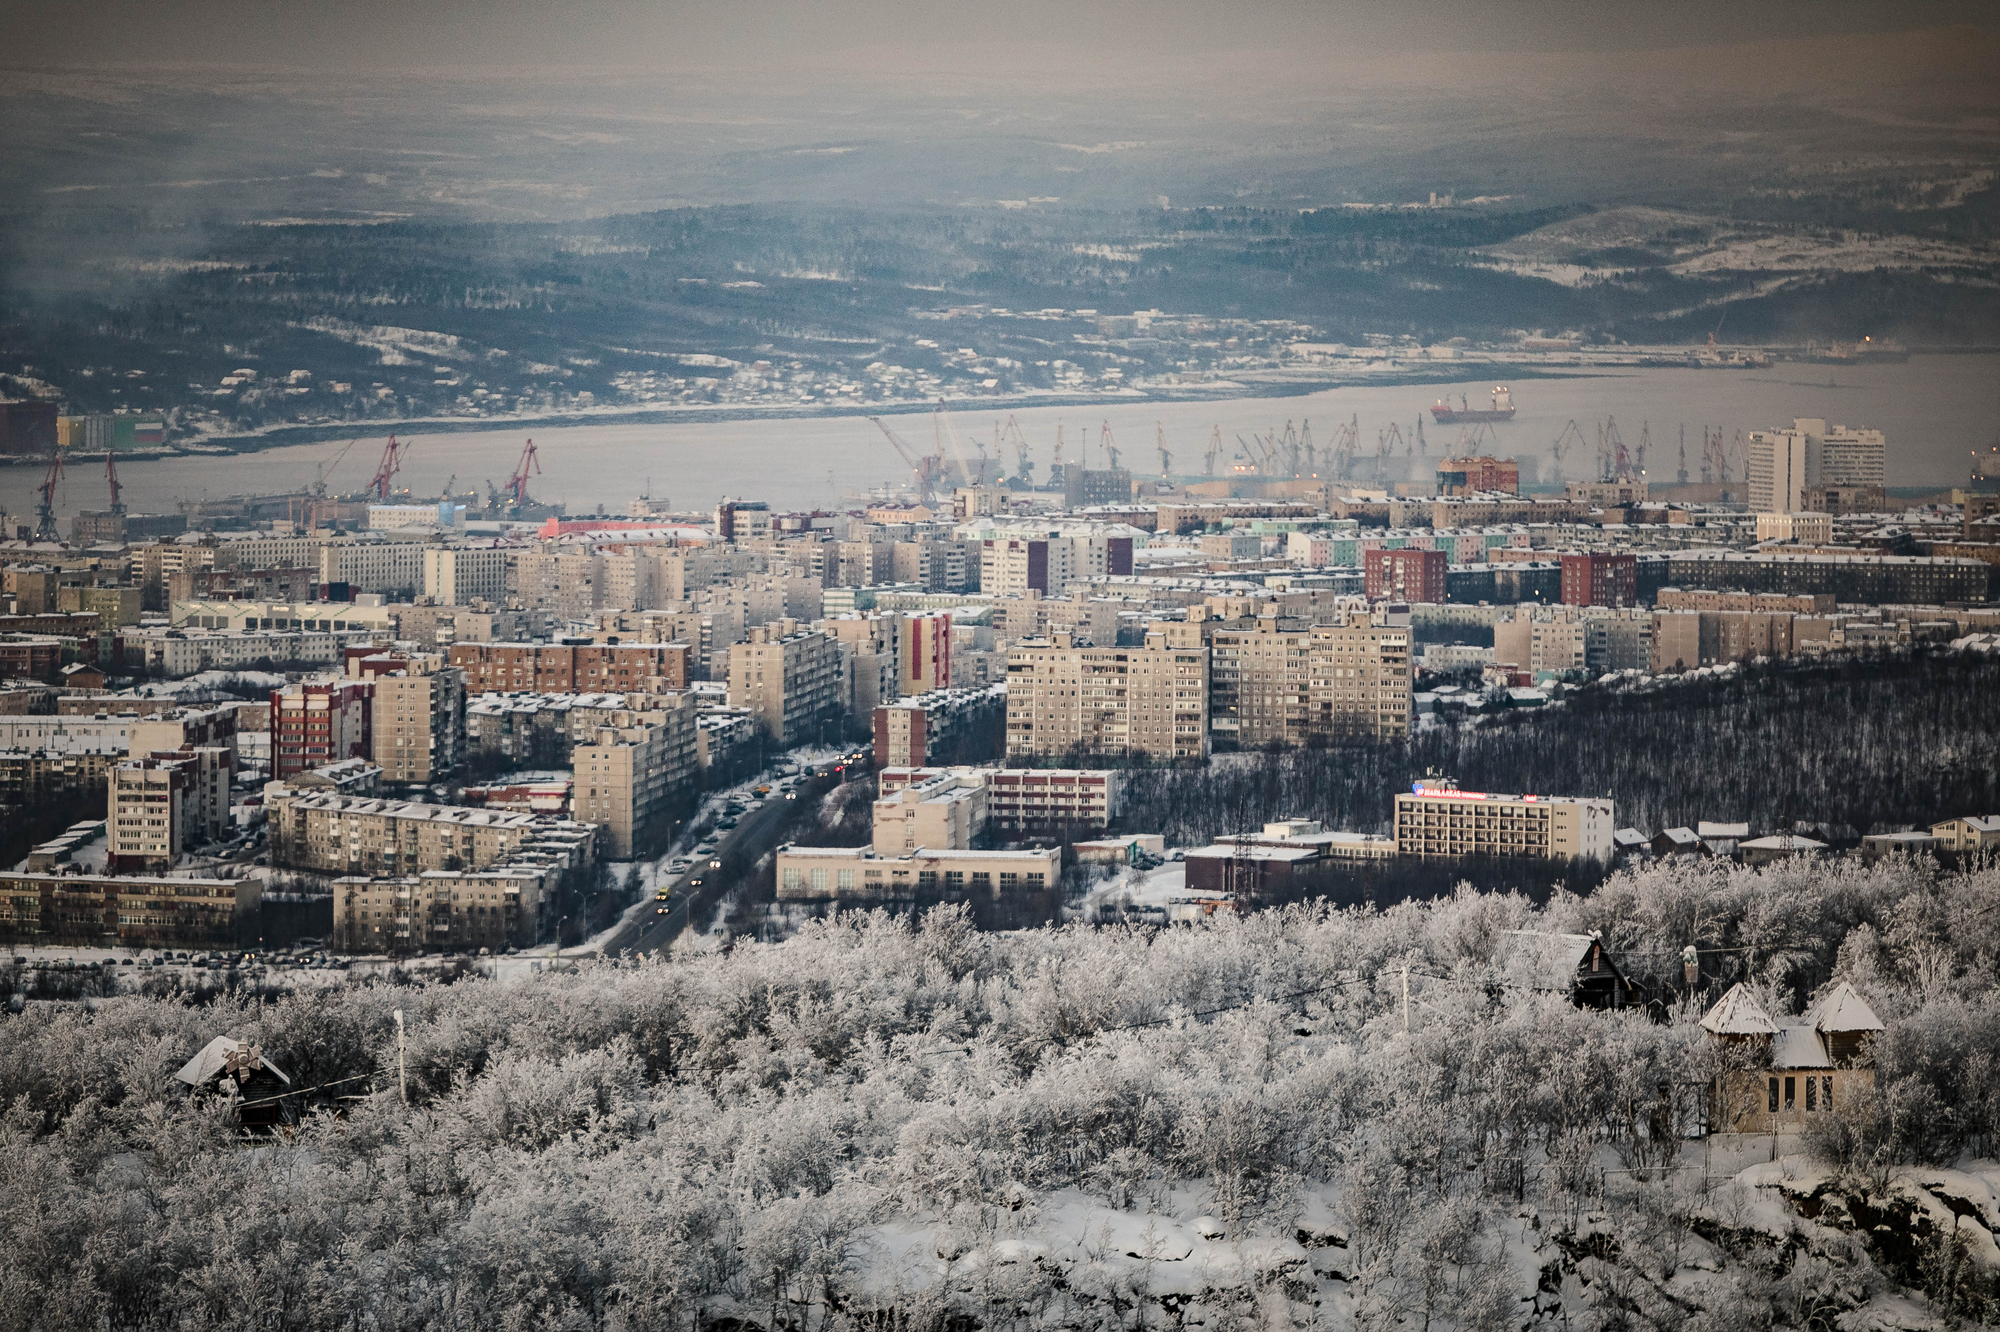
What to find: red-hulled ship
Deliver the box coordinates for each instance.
[1430,386,1515,423]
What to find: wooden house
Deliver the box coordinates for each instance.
[1502,931,1646,1011]
[175,1034,291,1132]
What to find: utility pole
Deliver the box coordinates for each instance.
[1401,962,1410,1034]
[394,1009,407,1104]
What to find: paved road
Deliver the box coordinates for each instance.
[601,768,848,955]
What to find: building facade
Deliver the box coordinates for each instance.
[1004,631,1208,762]
[1393,786,1615,861]
[270,677,374,781]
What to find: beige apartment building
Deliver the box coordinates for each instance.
[264,785,599,878]
[1004,630,1208,762]
[422,547,510,605]
[727,620,842,745]
[332,863,562,954]
[775,843,1061,902]
[1306,618,1412,742]
[107,749,231,873]
[872,771,987,855]
[571,695,699,858]
[1393,787,1615,862]
[350,650,466,785]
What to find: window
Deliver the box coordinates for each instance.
[836,868,856,891]
[1768,1078,1779,1113]
[809,868,827,892]
[1784,1077,1795,1111]
[1821,1075,1833,1111]
[1805,1076,1817,1111]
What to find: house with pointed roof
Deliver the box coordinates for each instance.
[1502,931,1646,1011]
[1651,826,1701,858]
[1701,981,1883,1134]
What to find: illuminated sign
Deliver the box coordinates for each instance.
[1409,787,1544,803]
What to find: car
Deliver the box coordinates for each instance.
[655,890,670,901]
[689,878,703,888]
[656,906,669,915]
[668,858,691,873]
[717,818,737,830]
[753,785,772,796]
[784,791,797,800]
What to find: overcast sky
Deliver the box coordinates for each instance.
[3,0,1996,71]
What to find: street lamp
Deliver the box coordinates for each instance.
[555,914,568,956]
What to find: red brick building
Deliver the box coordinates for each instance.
[1363,548,1447,603]
[1560,553,1639,608]
[448,641,691,693]
[270,678,374,780]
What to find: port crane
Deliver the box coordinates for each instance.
[504,439,542,509]
[1000,414,1033,482]
[1203,425,1222,476]
[309,437,362,497]
[932,399,980,486]
[1549,420,1586,482]
[34,447,65,541]
[104,453,125,515]
[367,435,409,501]
[1155,422,1171,477]
[869,416,946,504]
[1100,421,1119,471]
[1300,419,1315,475]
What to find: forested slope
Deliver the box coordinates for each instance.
[1118,651,2000,847]
[4,854,1999,1329]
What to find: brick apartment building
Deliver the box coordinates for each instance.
[1363,547,1446,603]
[270,677,374,781]
[1560,552,1639,607]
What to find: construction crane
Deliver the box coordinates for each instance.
[34,447,65,541]
[1155,421,1171,477]
[104,452,125,515]
[1100,421,1119,472]
[505,438,542,509]
[367,435,408,501]
[1203,425,1222,476]
[869,416,946,504]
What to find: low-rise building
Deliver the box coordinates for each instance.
[1393,785,1615,861]
[1929,814,2000,851]
[775,844,1061,902]
[0,871,258,947]
[1702,982,1884,1134]
[872,772,987,856]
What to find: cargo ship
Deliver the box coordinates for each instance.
[1430,386,1515,424]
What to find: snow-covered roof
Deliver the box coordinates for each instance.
[1697,821,1750,839]
[175,1035,289,1087]
[1613,828,1649,848]
[1701,983,1778,1036]
[1802,981,1885,1035]
[1656,827,1699,846]
[1502,931,1601,989]
[1771,1025,1832,1069]
[1740,835,1826,851]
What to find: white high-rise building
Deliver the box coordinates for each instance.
[1748,418,1887,511]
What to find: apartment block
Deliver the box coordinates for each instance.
[1436,455,1520,496]
[982,537,1073,598]
[351,650,466,785]
[1560,552,1638,607]
[1004,630,1208,762]
[264,785,599,878]
[727,621,842,744]
[332,864,562,954]
[1307,618,1413,741]
[514,549,603,618]
[448,641,692,693]
[107,749,230,873]
[320,538,426,596]
[423,547,510,605]
[1207,614,1312,749]
[902,611,952,694]
[270,677,374,781]
[1363,547,1446,603]
[872,771,987,855]
[570,696,698,858]
[1747,427,1810,515]
[0,871,257,947]
[1755,512,1835,545]
[1393,786,1615,861]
